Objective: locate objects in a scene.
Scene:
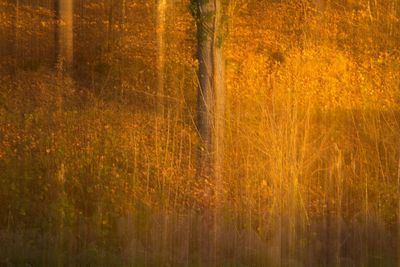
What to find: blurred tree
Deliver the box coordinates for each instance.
[54,0,73,71]
[107,0,114,52]
[193,1,225,263]
[157,0,167,116]
[53,1,73,262]
[193,0,225,180]
[14,0,19,74]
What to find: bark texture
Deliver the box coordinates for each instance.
[195,0,225,180]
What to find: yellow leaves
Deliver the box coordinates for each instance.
[84,2,103,10]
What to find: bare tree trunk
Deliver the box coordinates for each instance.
[194,0,225,265]
[213,0,225,186]
[55,0,73,71]
[107,0,114,51]
[195,0,225,180]
[14,0,20,74]
[156,0,167,116]
[121,0,126,30]
[54,0,73,113]
[212,2,225,263]
[117,0,126,98]
[53,2,73,263]
[196,0,214,179]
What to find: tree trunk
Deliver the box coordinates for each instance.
[194,0,225,265]
[14,0,19,74]
[156,0,167,116]
[107,0,114,51]
[53,1,73,264]
[55,0,73,71]
[195,0,225,180]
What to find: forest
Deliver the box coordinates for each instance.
[0,0,400,266]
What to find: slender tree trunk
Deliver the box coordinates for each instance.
[54,0,73,112]
[156,0,167,116]
[118,0,126,98]
[120,0,126,41]
[213,0,225,186]
[155,1,168,262]
[121,0,126,30]
[107,0,114,51]
[53,2,73,263]
[14,0,19,74]
[55,0,73,71]
[54,0,59,66]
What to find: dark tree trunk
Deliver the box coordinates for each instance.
[194,0,225,265]
[195,0,225,180]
